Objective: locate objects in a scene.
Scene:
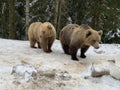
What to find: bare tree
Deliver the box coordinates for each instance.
[8,0,16,39]
[54,0,63,39]
[1,0,9,38]
[25,0,29,40]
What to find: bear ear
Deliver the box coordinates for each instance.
[98,30,103,36]
[47,25,52,30]
[86,31,92,38]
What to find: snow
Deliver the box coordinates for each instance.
[0,38,120,90]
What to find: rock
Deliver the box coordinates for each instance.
[91,69,109,77]
[55,71,72,80]
[11,64,37,82]
[91,60,112,77]
[90,60,120,80]
[110,64,120,80]
[38,70,56,79]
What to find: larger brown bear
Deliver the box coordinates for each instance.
[59,24,103,61]
[28,22,56,53]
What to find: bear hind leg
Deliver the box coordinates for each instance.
[69,46,79,61]
[80,46,89,58]
[62,44,70,55]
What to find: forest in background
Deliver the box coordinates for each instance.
[0,0,120,43]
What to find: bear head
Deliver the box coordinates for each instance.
[40,23,53,38]
[84,29,103,49]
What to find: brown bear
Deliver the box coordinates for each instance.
[28,22,56,53]
[59,24,103,61]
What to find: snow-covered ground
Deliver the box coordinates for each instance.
[0,38,120,90]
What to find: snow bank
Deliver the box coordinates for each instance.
[0,38,120,90]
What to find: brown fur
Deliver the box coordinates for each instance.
[59,24,103,61]
[28,22,56,53]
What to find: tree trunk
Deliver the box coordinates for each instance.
[25,0,29,40]
[54,0,62,39]
[2,0,9,38]
[8,0,16,39]
[91,0,101,30]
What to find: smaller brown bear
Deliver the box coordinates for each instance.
[59,24,103,61]
[28,22,56,53]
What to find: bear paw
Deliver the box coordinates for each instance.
[45,50,52,53]
[80,54,86,58]
[31,46,37,48]
[65,52,70,55]
[71,57,79,61]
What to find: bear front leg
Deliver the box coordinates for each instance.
[62,44,70,55]
[37,42,41,48]
[43,43,49,53]
[30,39,37,48]
[42,39,51,53]
[69,46,78,61]
[48,43,52,52]
[48,38,54,52]
[80,46,89,58]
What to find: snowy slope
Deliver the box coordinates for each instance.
[0,38,120,90]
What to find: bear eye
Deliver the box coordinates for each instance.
[92,40,96,43]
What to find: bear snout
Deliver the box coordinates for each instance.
[95,46,99,49]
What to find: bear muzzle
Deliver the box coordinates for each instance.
[95,46,99,49]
